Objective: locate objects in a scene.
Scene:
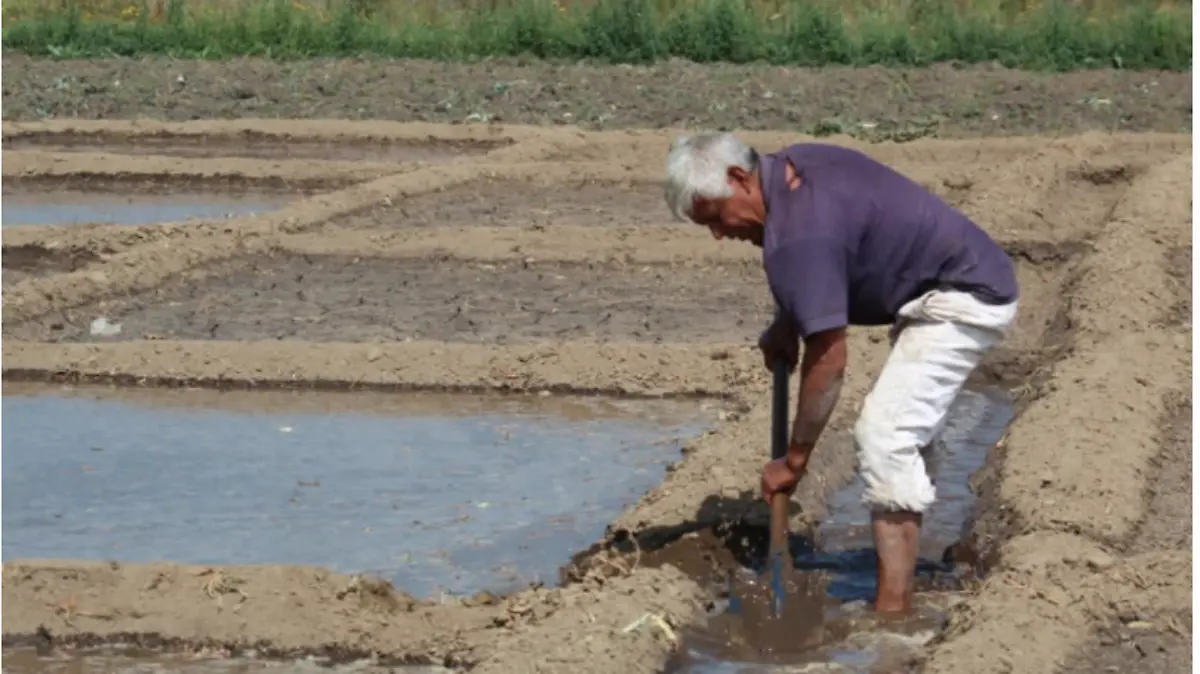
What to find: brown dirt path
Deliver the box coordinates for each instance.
[2,56,1191,137]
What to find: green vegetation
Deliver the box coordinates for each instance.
[2,0,1191,70]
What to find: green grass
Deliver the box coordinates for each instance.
[2,0,1191,70]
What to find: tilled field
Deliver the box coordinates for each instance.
[2,55,1193,137]
[0,118,1192,674]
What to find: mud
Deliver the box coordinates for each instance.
[6,253,770,344]
[4,383,712,598]
[3,243,105,286]
[0,119,1192,674]
[659,386,1013,674]
[334,177,674,230]
[3,645,455,673]
[2,189,292,227]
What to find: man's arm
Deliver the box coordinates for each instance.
[764,235,851,472]
[787,328,847,472]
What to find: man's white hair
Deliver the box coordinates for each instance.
[664,133,759,222]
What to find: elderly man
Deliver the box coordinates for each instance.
[663,133,1018,614]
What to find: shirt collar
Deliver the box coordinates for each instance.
[759,152,777,216]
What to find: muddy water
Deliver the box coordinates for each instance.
[1,190,291,226]
[677,386,1015,674]
[4,136,507,163]
[1,384,714,598]
[2,646,453,673]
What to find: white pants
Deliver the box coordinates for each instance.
[855,289,1019,514]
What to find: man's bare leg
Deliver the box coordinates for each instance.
[872,511,922,613]
[857,292,1017,614]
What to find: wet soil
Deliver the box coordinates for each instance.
[816,389,1016,564]
[6,254,773,345]
[3,174,340,195]
[2,56,1191,137]
[1,188,293,227]
[3,383,713,598]
[3,133,508,163]
[3,645,455,673]
[3,243,106,286]
[658,387,1014,674]
[335,178,674,230]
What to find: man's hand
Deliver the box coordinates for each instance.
[758,316,799,372]
[761,454,806,503]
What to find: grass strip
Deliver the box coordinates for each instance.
[2,0,1191,70]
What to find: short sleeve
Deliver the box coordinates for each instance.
[765,238,849,339]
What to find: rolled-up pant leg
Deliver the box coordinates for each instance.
[856,291,1018,514]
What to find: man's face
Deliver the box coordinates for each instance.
[688,166,766,247]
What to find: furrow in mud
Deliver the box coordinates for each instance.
[921,152,1193,674]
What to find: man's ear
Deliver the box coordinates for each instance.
[727,165,751,187]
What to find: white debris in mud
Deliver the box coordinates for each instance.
[89,316,122,337]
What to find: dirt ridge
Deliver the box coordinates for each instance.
[920,152,1193,674]
[2,150,413,191]
[2,559,706,672]
[1,340,762,400]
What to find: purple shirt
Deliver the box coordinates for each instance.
[762,143,1018,338]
